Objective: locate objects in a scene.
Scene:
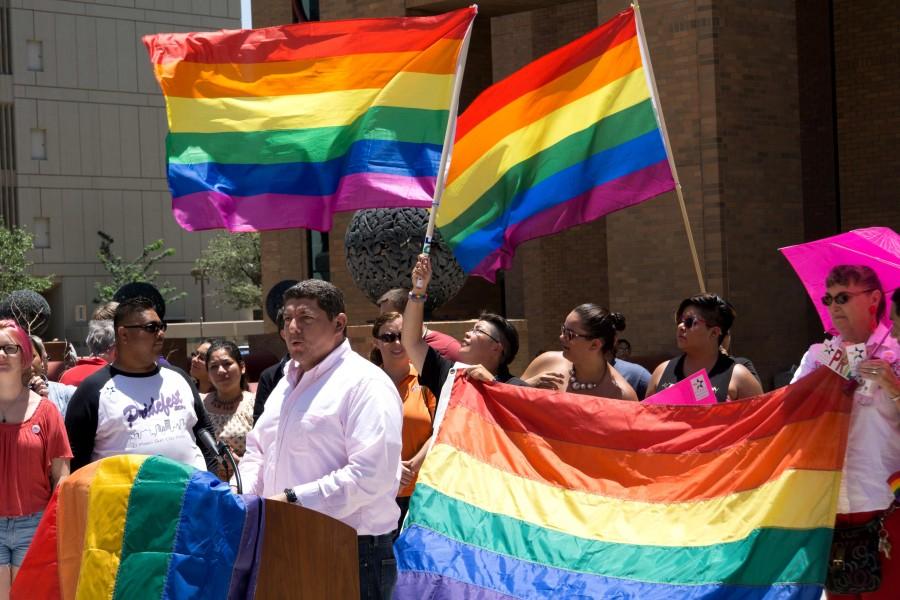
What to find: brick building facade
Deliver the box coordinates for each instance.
[254,0,900,387]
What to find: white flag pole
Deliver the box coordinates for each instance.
[633,1,706,293]
[420,6,477,258]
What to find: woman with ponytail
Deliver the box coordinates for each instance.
[522,304,638,400]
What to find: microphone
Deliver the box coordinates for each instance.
[196,429,243,494]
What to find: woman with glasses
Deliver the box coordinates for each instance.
[791,266,899,599]
[646,294,762,401]
[189,338,216,394]
[0,321,71,598]
[402,255,525,403]
[202,340,254,481]
[370,312,436,529]
[521,304,638,400]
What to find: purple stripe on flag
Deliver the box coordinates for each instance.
[227,495,263,600]
[394,571,516,600]
[470,160,674,281]
[171,172,435,232]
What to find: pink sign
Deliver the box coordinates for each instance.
[644,370,717,405]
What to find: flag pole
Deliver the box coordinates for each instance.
[421,6,477,258]
[632,1,706,293]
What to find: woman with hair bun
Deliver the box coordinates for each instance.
[522,304,637,400]
[647,293,762,401]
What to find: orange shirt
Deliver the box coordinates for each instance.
[396,365,436,497]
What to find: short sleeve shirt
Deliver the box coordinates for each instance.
[1,398,72,516]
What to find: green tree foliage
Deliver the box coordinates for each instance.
[93,231,185,304]
[0,219,54,296]
[194,232,262,310]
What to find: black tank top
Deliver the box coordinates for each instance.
[657,353,736,403]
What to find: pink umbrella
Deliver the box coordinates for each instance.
[780,227,900,334]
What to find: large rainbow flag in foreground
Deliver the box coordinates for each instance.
[437,7,676,281]
[395,368,852,599]
[143,8,475,232]
[12,455,262,600]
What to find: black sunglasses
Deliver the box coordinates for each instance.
[821,289,875,307]
[677,316,706,329]
[123,321,167,334]
[376,332,401,344]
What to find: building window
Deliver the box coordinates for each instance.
[33,217,49,248]
[26,40,43,72]
[0,4,11,74]
[30,128,46,160]
[307,231,330,281]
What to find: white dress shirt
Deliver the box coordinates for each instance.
[238,339,403,535]
[792,323,900,514]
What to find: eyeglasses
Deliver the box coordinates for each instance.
[122,321,167,334]
[821,289,876,307]
[0,344,21,355]
[677,316,706,329]
[470,326,501,344]
[560,325,591,341]
[375,332,401,344]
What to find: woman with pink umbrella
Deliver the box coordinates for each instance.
[790,265,899,599]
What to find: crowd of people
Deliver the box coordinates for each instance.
[1,258,899,599]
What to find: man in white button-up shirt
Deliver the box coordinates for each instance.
[237,280,403,599]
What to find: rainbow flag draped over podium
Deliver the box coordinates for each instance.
[143,8,475,232]
[12,455,262,600]
[394,368,852,599]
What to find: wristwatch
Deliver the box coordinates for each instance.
[284,488,298,504]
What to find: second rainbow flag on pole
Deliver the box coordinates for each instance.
[438,6,676,280]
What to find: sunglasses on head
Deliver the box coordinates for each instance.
[821,289,876,307]
[376,332,401,344]
[677,316,706,329]
[123,321,167,334]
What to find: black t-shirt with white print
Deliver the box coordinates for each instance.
[65,363,218,472]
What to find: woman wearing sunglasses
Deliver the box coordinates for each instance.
[646,294,762,401]
[791,266,900,599]
[370,312,436,529]
[0,320,71,598]
[189,338,216,395]
[521,304,638,400]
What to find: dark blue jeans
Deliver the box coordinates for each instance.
[358,533,396,600]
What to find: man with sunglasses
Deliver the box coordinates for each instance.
[647,294,763,402]
[65,297,218,472]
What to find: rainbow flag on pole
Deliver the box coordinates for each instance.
[12,455,262,600]
[394,368,852,599]
[436,7,675,280]
[143,8,476,232]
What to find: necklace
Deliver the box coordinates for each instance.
[210,391,242,410]
[0,388,28,423]
[569,363,607,391]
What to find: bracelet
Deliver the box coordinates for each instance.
[408,291,428,302]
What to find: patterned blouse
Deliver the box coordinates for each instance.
[203,390,255,480]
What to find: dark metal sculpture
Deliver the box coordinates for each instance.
[345,208,466,313]
[0,290,52,336]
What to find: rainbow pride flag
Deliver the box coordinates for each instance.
[143,8,476,232]
[394,368,852,599]
[436,7,675,280]
[12,455,262,600]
